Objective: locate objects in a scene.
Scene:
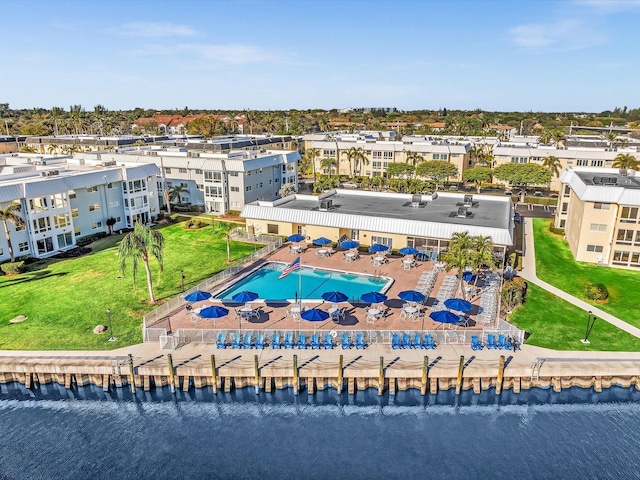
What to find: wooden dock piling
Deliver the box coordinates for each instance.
[496,355,505,395]
[293,355,299,395]
[378,356,384,396]
[421,356,429,395]
[167,354,176,394]
[337,355,343,393]
[211,355,218,394]
[455,355,464,395]
[128,354,136,395]
[254,355,260,395]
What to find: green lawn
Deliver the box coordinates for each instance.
[0,223,257,350]
[510,283,640,351]
[533,218,640,326]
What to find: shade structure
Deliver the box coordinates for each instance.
[231,290,259,303]
[368,243,389,253]
[398,290,426,303]
[322,291,348,303]
[198,305,229,319]
[398,246,419,256]
[184,290,212,302]
[287,234,305,242]
[300,308,330,322]
[313,237,332,246]
[360,291,388,304]
[341,240,360,249]
[429,310,460,325]
[444,298,473,312]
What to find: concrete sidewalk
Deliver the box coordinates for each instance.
[519,217,640,339]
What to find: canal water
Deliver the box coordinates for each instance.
[0,383,639,479]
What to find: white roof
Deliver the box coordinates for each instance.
[561,167,640,206]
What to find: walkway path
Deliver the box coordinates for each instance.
[519,218,640,339]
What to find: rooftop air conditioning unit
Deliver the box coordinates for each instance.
[463,194,473,207]
[457,206,468,218]
[319,199,333,211]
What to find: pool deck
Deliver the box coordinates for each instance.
[153,245,492,335]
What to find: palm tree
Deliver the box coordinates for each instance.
[341,146,366,178]
[405,151,424,167]
[538,129,552,145]
[442,232,474,299]
[168,184,188,205]
[612,153,639,170]
[119,223,164,303]
[542,155,562,177]
[470,235,495,293]
[305,147,320,180]
[320,157,337,177]
[551,129,565,148]
[0,202,24,263]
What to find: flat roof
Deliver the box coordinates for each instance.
[575,171,640,190]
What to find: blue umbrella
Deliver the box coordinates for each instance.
[313,237,332,246]
[361,291,388,304]
[198,305,229,318]
[368,243,389,253]
[322,291,348,303]
[300,308,330,322]
[398,246,419,256]
[430,310,460,325]
[287,234,305,242]
[444,298,473,312]
[232,290,259,303]
[462,272,476,283]
[184,290,212,302]
[341,240,360,249]
[398,290,426,303]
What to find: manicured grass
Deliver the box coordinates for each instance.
[0,223,257,350]
[533,218,640,326]
[510,283,640,351]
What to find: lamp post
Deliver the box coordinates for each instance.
[106,308,116,342]
[581,311,597,344]
[180,269,185,293]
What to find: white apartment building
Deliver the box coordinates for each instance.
[75,147,300,213]
[0,153,160,261]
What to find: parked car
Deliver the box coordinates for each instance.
[504,190,513,196]
[448,185,458,191]
[533,191,544,197]
[341,182,359,189]
[550,193,559,199]
[514,212,522,223]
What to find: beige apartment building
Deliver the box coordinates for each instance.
[555,167,640,268]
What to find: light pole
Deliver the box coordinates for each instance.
[180,270,185,293]
[106,308,116,342]
[582,311,597,344]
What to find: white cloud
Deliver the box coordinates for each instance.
[130,43,279,65]
[112,22,197,37]
[508,19,606,50]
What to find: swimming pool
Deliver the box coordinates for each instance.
[215,262,392,301]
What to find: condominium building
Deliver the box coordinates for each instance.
[0,136,21,154]
[554,167,640,268]
[0,153,160,261]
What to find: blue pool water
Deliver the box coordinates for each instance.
[1,384,640,479]
[216,262,390,301]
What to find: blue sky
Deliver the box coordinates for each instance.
[2,0,639,112]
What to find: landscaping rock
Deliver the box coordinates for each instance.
[93,325,108,334]
[9,315,27,324]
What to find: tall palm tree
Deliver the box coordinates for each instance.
[168,184,188,205]
[442,231,474,299]
[119,223,164,303]
[612,153,639,170]
[551,129,565,148]
[0,202,24,263]
[538,129,552,145]
[405,151,424,167]
[542,155,562,177]
[341,146,366,178]
[320,157,337,177]
[305,147,320,180]
[470,235,495,292]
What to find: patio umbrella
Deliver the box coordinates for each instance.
[361,291,388,304]
[398,290,426,303]
[444,298,473,312]
[197,305,229,329]
[287,234,305,242]
[232,290,259,303]
[430,310,460,327]
[368,243,389,253]
[184,290,212,302]
[341,240,360,249]
[313,237,332,246]
[462,272,476,283]
[398,246,419,256]
[300,308,330,333]
[322,291,348,303]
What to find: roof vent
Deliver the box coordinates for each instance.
[319,199,333,211]
[593,176,618,185]
[456,206,468,218]
[463,194,473,207]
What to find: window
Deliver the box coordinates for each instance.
[246,186,252,192]
[621,207,639,223]
[231,186,239,192]
[433,153,449,161]
[561,202,569,214]
[372,161,382,169]
[115,216,121,223]
[589,224,607,232]
[89,204,100,212]
[69,190,76,199]
[196,184,204,190]
[179,168,187,173]
[371,236,393,248]
[296,225,304,235]
[593,203,610,210]
[586,245,603,253]
[267,224,279,234]
[636,231,640,245]
[322,149,336,157]
[563,185,571,197]
[32,217,51,234]
[36,237,54,255]
[229,171,238,176]
[275,178,279,183]
[205,186,223,197]
[18,242,29,252]
[92,221,103,230]
[53,214,70,229]
[350,229,359,241]
[194,169,203,175]
[164,168,171,174]
[86,186,98,193]
[511,157,527,163]
[577,159,588,166]
[74,227,82,236]
[383,151,393,159]
[613,250,630,264]
[632,253,640,266]
[617,229,634,244]
[591,160,604,167]
[559,219,566,228]
[107,182,115,189]
[57,232,73,248]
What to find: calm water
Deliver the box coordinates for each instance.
[216,262,389,301]
[1,383,640,479]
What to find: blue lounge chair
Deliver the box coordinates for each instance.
[341,333,351,349]
[255,333,265,349]
[412,333,422,349]
[298,333,307,349]
[284,332,294,349]
[423,334,436,350]
[216,333,226,349]
[271,332,282,349]
[401,333,411,349]
[471,335,484,351]
[355,333,365,349]
[486,334,498,350]
[311,333,321,349]
[323,333,334,349]
[391,333,401,349]
[231,333,241,349]
[242,332,253,349]
[497,334,509,350]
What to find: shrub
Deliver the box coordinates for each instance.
[169,214,180,222]
[501,278,528,311]
[76,232,108,247]
[226,210,241,217]
[583,282,609,301]
[1,261,25,275]
[549,224,565,235]
[52,247,92,259]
